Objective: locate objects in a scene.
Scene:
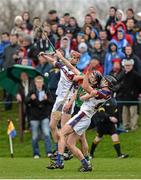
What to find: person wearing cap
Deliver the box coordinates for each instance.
[117,59,141,131]
[76,42,91,72]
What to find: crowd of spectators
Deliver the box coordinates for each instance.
[1,6,141,157]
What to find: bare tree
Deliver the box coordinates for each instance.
[0,0,141,32]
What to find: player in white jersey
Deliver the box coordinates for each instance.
[44,50,81,154]
[47,75,117,172]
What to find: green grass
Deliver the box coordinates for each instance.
[0,99,141,178]
[0,158,141,179]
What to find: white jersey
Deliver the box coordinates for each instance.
[80,97,106,118]
[55,62,75,99]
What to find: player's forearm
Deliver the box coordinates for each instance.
[43,55,56,66]
[61,56,80,75]
[81,77,93,94]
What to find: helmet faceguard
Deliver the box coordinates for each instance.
[100,75,117,90]
[89,70,102,87]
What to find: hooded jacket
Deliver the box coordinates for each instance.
[104,39,125,75]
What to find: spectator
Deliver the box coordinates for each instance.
[89,39,106,66]
[89,9,102,31]
[126,18,136,41]
[105,6,117,40]
[36,31,54,53]
[116,9,125,23]
[110,58,124,127]
[124,45,141,75]
[65,29,77,50]
[55,26,65,48]
[99,30,109,49]
[22,11,33,31]
[83,24,92,42]
[83,14,93,27]
[3,33,19,69]
[0,32,10,70]
[27,76,53,158]
[119,59,141,131]
[36,52,60,102]
[47,10,59,25]
[32,17,42,42]
[136,12,141,30]
[133,29,141,59]
[114,29,128,52]
[11,16,23,34]
[67,17,81,38]
[76,42,91,71]
[63,13,70,27]
[16,72,33,131]
[124,8,137,25]
[22,34,39,65]
[59,36,71,58]
[36,52,53,77]
[87,28,99,51]
[104,39,125,75]
[3,33,20,110]
[83,56,103,74]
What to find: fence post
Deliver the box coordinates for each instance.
[18,102,23,142]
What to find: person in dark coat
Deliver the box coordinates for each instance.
[36,52,60,103]
[3,33,20,110]
[117,59,141,131]
[90,97,128,159]
[22,34,39,65]
[105,6,117,40]
[123,45,141,75]
[16,72,33,131]
[133,29,141,59]
[27,76,53,158]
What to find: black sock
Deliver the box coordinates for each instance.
[90,142,98,157]
[113,143,122,156]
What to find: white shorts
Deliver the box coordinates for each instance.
[66,111,91,135]
[52,96,74,114]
